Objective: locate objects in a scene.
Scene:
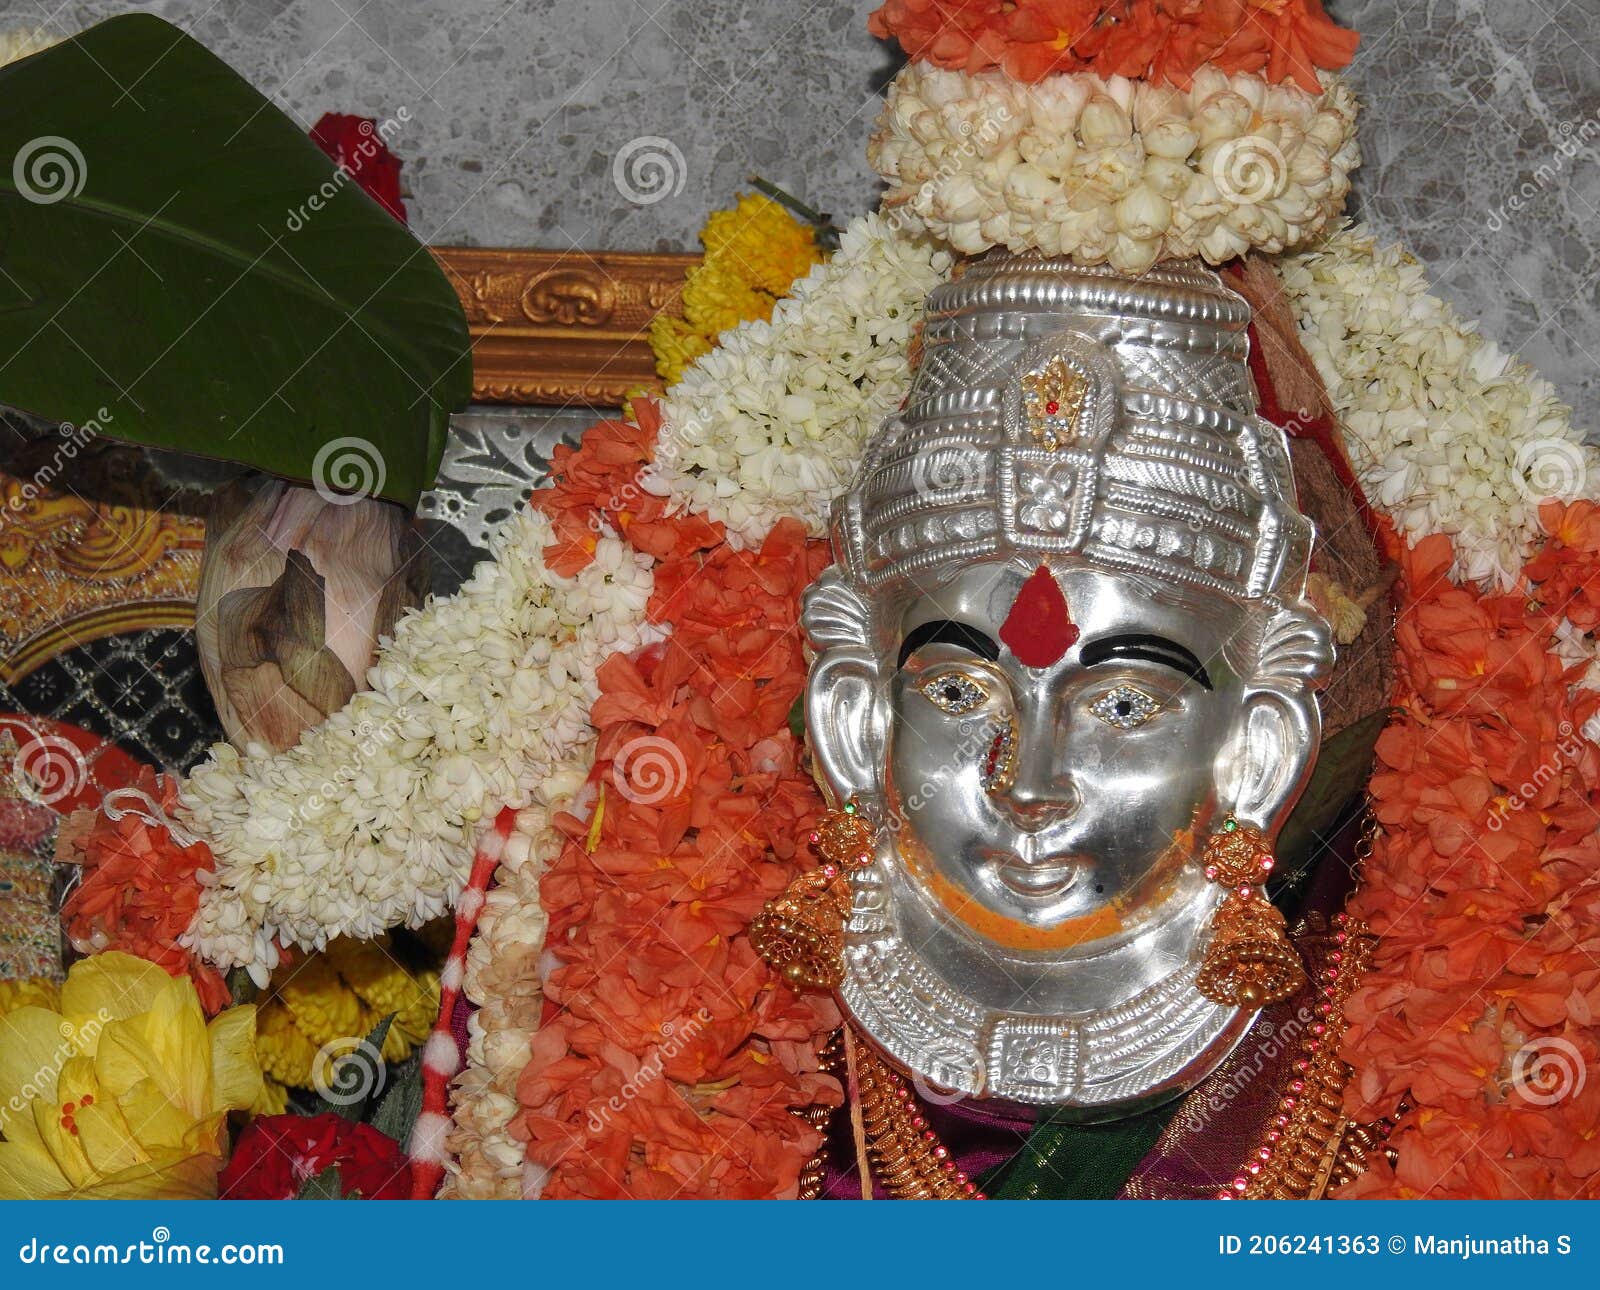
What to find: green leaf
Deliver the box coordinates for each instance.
[787,693,806,743]
[1276,707,1392,880]
[294,1166,345,1200]
[370,1054,423,1142]
[0,15,470,506]
[310,1012,395,1121]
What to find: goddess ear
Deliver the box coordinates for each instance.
[1217,685,1321,834]
[801,570,887,805]
[1216,599,1334,832]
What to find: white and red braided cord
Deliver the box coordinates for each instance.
[407,804,515,1199]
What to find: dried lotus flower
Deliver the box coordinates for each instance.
[195,474,429,752]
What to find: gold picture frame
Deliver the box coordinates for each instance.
[432,247,701,407]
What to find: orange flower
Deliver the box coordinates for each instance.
[515,414,842,1198]
[1337,524,1600,1199]
[868,0,1357,91]
[58,770,231,1015]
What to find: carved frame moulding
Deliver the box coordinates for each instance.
[432,247,702,407]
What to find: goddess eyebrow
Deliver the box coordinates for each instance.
[1078,633,1213,690]
[897,620,1000,670]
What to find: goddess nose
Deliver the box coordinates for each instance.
[995,709,1078,827]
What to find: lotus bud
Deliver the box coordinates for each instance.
[1142,117,1200,160]
[1114,187,1171,241]
[195,474,429,753]
[933,174,987,224]
[1110,233,1161,276]
[1078,95,1132,149]
[1142,156,1194,199]
[1193,91,1252,147]
[1003,161,1058,211]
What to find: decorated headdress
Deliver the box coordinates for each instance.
[835,254,1311,605]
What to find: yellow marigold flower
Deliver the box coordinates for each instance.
[253,938,441,1091]
[647,193,824,386]
[0,951,260,1198]
[275,954,366,1051]
[680,261,772,339]
[253,1000,319,1088]
[648,315,713,386]
[0,977,59,1018]
[701,193,822,296]
[323,937,439,1048]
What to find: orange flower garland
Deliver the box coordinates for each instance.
[868,0,1358,92]
[1337,511,1600,1198]
[512,411,842,1198]
[58,769,231,1015]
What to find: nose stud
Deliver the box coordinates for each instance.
[979,714,1017,795]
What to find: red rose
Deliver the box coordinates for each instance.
[308,112,407,224]
[219,1113,412,1199]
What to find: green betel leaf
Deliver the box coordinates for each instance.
[0,15,471,506]
[370,1054,423,1142]
[309,1013,396,1121]
[1276,707,1392,878]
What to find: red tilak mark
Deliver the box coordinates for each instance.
[999,565,1079,668]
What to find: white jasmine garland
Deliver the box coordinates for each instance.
[870,64,1358,273]
[1279,224,1596,590]
[645,212,952,547]
[178,510,661,977]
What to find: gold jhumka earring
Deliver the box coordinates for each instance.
[1195,815,1306,1009]
[750,798,872,991]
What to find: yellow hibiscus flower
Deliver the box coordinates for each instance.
[0,951,261,1199]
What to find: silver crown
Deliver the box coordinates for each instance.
[835,253,1313,603]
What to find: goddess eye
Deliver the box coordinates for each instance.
[918,671,987,715]
[1089,683,1162,730]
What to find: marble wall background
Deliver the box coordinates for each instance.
[7,0,1597,432]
